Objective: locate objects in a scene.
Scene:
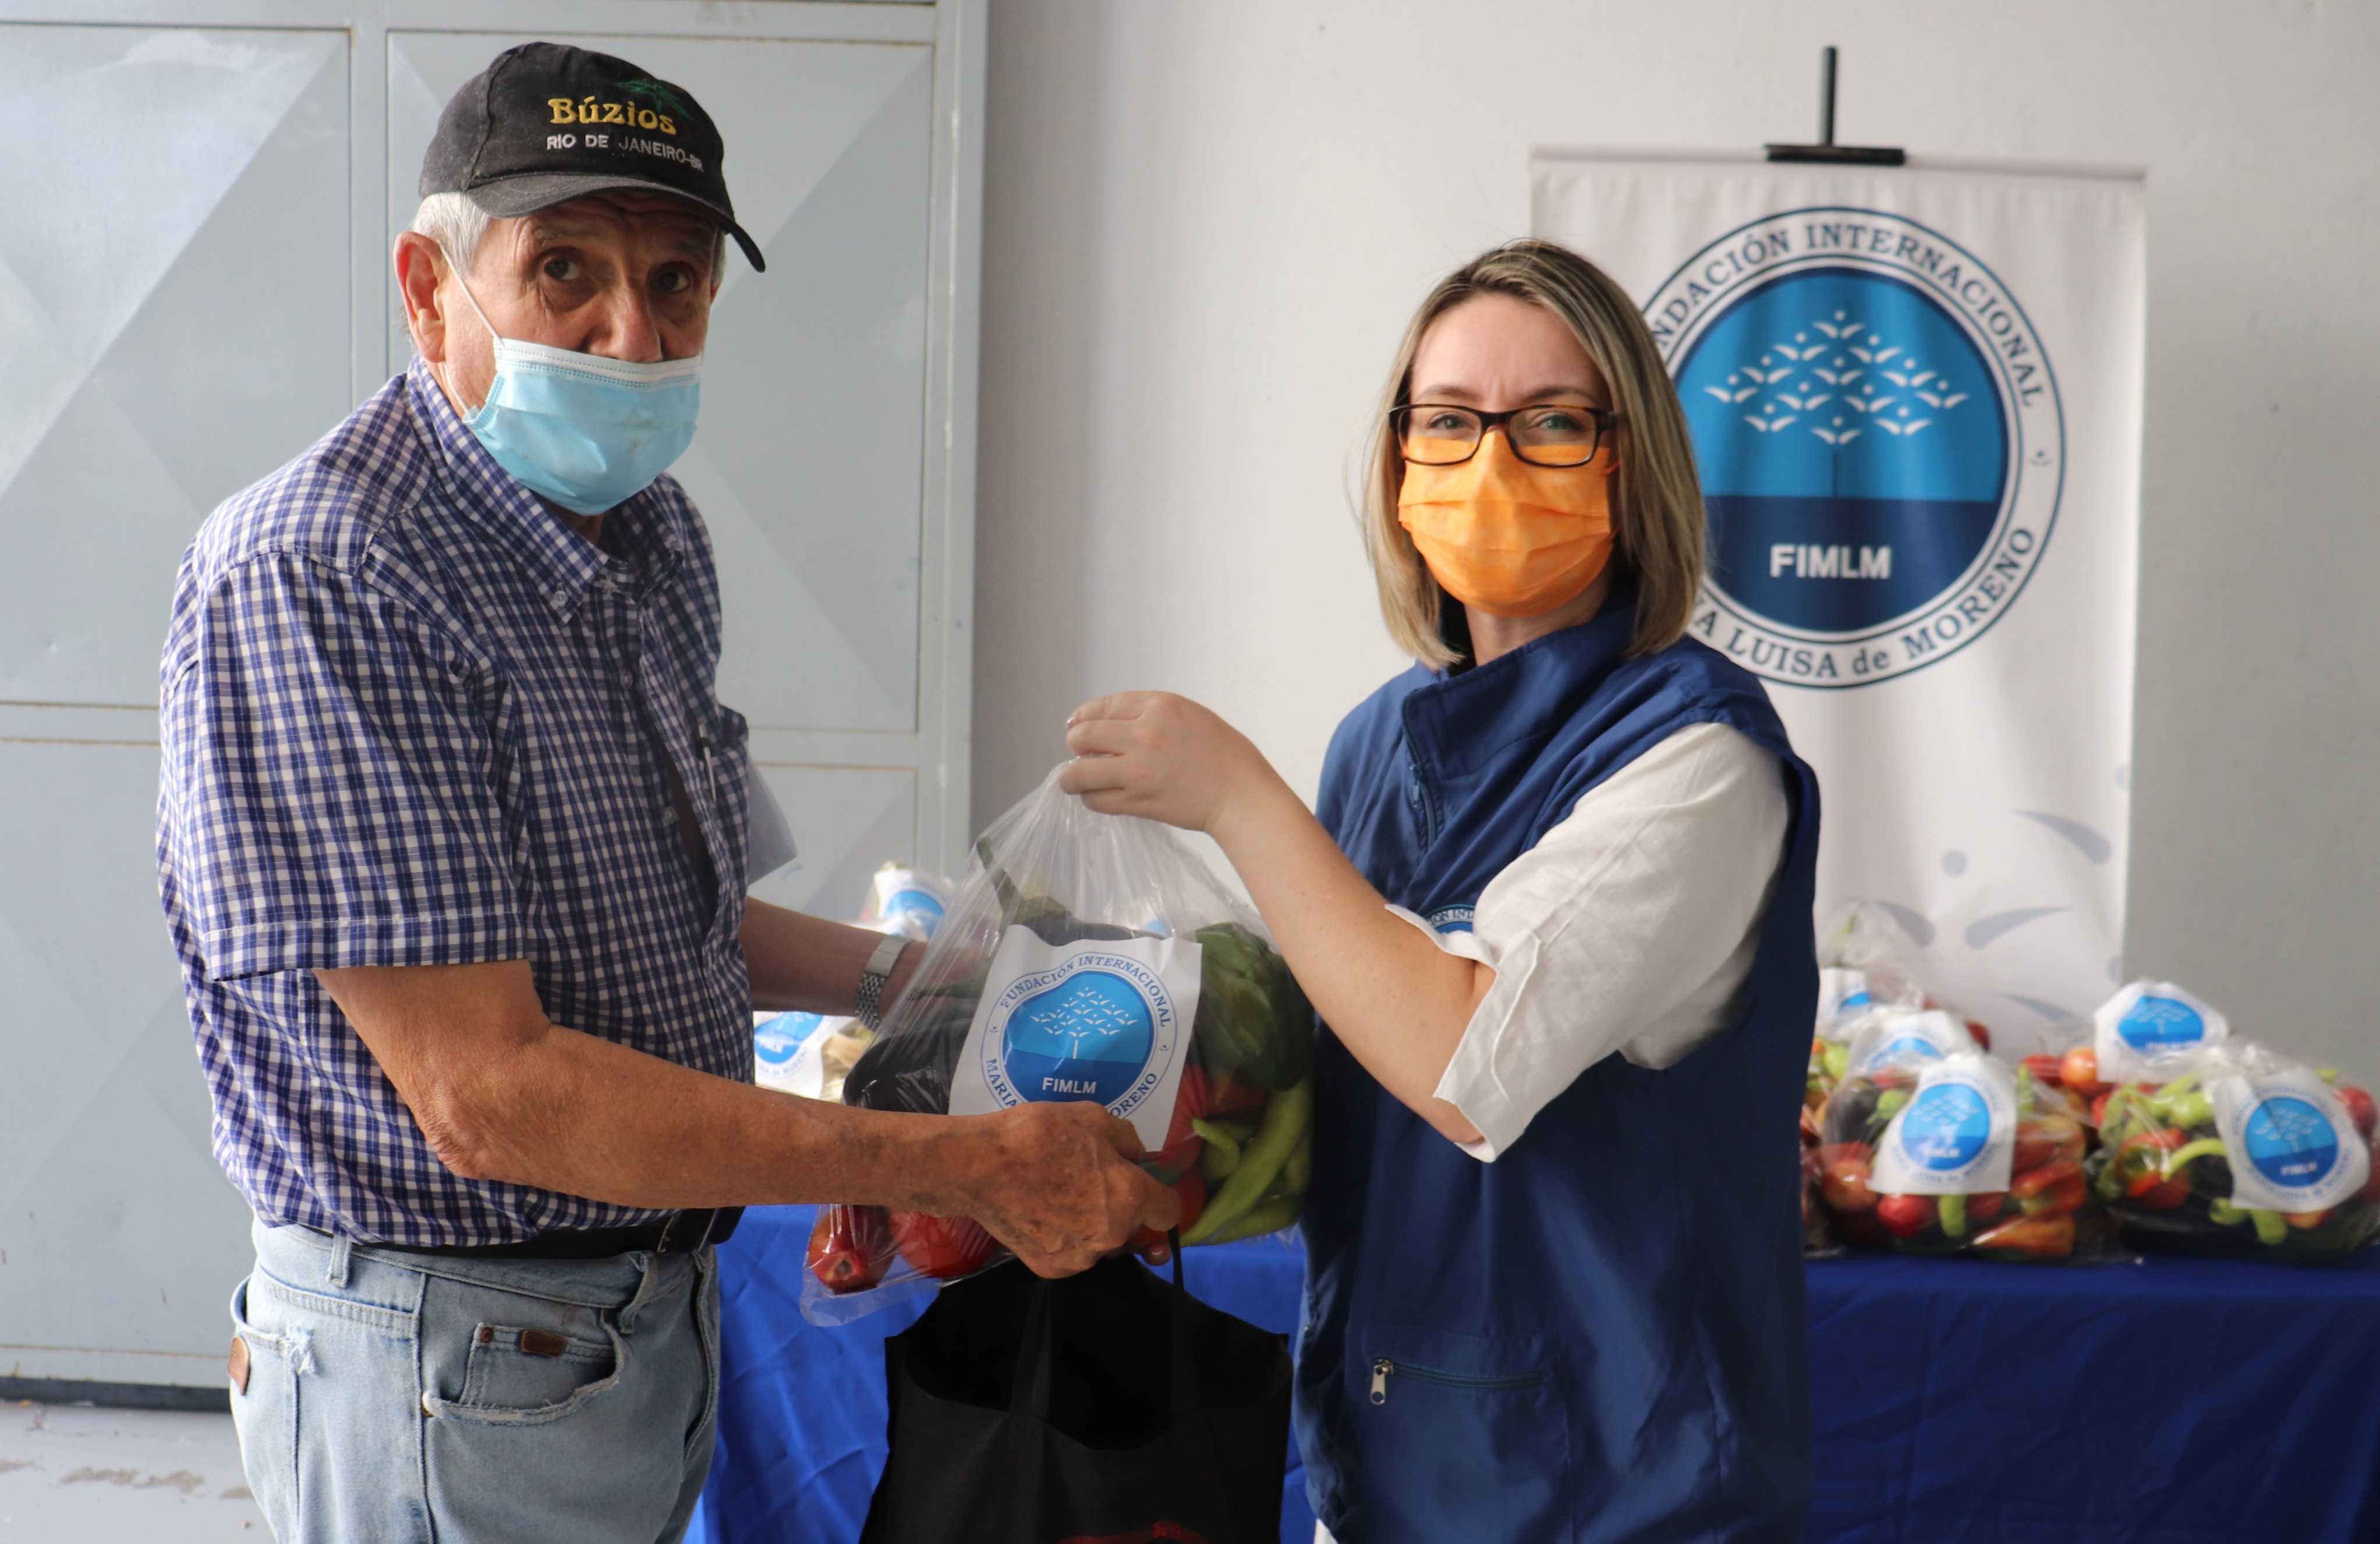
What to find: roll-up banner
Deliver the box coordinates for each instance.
[1533,150,2145,1037]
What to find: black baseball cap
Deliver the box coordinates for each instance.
[420,42,764,272]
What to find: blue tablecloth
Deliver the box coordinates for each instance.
[1803,1246,2380,1543]
[688,1207,2380,1543]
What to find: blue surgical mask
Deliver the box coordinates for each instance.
[439,254,702,516]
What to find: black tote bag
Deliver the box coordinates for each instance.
[859,1239,1292,1544]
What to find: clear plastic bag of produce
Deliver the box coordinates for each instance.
[1800,1109,1841,1257]
[859,862,955,941]
[1816,901,1930,1033]
[753,1010,874,1101]
[802,770,1315,1324]
[753,866,954,1103]
[1815,1029,2109,1262]
[2088,1038,2379,1263]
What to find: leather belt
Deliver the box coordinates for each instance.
[376,1206,743,1261]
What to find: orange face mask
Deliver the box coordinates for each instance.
[1396,433,1615,619]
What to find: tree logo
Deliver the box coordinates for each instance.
[2241,1096,2340,1189]
[1646,208,2064,688]
[1899,1083,1991,1171]
[982,951,1180,1117]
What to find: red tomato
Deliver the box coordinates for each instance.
[2011,1115,2086,1173]
[2334,1085,2377,1141]
[2020,1054,2065,1088]
[1876,1194,1936,1238]
[1821,1157,1878,1213]
[888,1210,1000,1280]
[808,1205,891,1294]
[1968,1191,2007,1224]
[1167,1067,1213,1149]
[2061,1046,2111,1099]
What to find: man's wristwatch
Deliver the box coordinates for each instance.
[855,933,911,1030]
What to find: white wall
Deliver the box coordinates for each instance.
[971,1,2380,1074]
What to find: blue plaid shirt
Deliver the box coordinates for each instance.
[157,360,756,1246]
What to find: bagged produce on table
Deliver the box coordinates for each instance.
[2089,1040,2379,1263]
[1807,1035,1846,1114]
[1808,905,1993,1111]
[1810,999,1998,1100]
[803,770,1315,1322]
[1817,901,1929,1025]
[1839,1009,1976,1081]
[860,862,955,942]
[1816,1042,2101,1261]
[753,1010,872,1100]
[2041,982,2229,1108]
[754,865,955,1103]
[2089,979,2229,1088]
[1800,1114,1841,1256]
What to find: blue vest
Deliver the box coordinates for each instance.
[1297,604,1820,1544]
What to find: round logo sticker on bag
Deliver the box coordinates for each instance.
[887,888,947,930]
[754,1011,825,1067]
[979,951,1182,1120]
[1898,1083,1992,1171]
[2116,994,2206,1051]
[1648,208,2063,687]
[2241,1096,2341,1189]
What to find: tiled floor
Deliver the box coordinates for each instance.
[0,1401,266,1541]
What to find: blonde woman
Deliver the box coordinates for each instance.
[1061,240,1819,1542]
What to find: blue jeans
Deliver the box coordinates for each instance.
[229,1221,718,1543]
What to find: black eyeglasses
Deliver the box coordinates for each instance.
[1392,403,1616,468]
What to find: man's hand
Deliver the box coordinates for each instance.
[932,1103,1182,1278]
[318,958,1182,1263]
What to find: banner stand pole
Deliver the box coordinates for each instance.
[1766,45,1906,166]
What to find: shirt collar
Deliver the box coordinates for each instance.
[405,357,685,618]
[1400,600,1640,784]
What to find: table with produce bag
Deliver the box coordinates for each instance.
[708,782,1320,1544]
[692,863,2380,1543]
[686,1213,2380,1544]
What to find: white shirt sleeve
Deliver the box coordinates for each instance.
[1390,721,1789,1161]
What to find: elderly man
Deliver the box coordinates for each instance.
[156,42,1174,1543]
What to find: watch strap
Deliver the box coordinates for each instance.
[856,933,911,1030]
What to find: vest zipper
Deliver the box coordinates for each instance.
[1369,1357,1546,1405]
[1404,746,1440,848]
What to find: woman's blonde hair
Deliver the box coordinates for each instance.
[1361,239,1706,669]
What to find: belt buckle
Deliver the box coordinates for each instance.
[656,1208,717,1256]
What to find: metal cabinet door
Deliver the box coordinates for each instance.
[0,24,349,1388]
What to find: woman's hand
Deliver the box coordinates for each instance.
[1059,692,1285,837]
[1060,692,1490,1147]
